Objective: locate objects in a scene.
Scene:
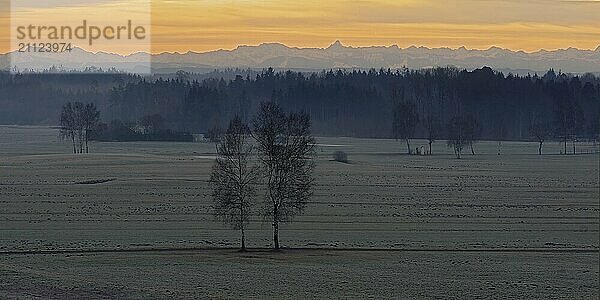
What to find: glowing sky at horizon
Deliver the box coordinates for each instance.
[2,0,600,54]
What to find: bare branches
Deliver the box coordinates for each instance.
[392,101,419,154]
[424,114,442,155]
[252,102,315,250]
[210,116,259,251]
[205,123,223,153]
[530,114,550,155]
[553,98,586,155]
[59,102,100,154]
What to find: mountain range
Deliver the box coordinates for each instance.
[2,41,600,75]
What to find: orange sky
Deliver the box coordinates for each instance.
[2,0,600,54]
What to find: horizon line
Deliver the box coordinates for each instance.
[2,41,600,57]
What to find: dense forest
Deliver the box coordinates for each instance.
[0,67,598,141]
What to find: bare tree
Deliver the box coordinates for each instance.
[463,115,480,155]
[206,123,223,153]
[82,103,100,153]
[554,98,586,155]
[446,116,469,159]
[72,102,86,154]
[553,98,570,154]
[530,115,550,155]
[60,102,77,154]
[491,117,507,156]
[424,114,441,155]
[60,102,100,154]
[392,101,419,154]
[210,116,260,251]
[569,102,585,155]
[253,102,315,250]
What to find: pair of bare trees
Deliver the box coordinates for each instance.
[210,102,315,251]
[392,101,419,155]
[59,102,100,154]
[552,98,586,155]
[446,115,480,159]
[392,101,480,159]
[531,98,587,156]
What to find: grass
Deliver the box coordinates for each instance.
[0,249,598,299]
[0,125,598,298]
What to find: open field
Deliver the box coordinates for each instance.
[0,125,599,298]
[1,250,598,299]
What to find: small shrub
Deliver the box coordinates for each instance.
[332,151,348,163]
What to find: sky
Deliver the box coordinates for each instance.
[2,0,600,54]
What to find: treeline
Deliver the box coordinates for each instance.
[93,114,194,142]
[1,67,599,141]
[60,103,193,149]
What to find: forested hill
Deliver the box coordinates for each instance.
[0,67,598,140]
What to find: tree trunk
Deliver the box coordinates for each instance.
[78,134,83,154]
[429,140,433,155]
[572,140,576,155]
[85,133,89,154]
[72,135,76,154]
[406,139,411,155]
[538,141,543,155]
[470,143,475,155]
[273,219,279,250]
[564,139,567,155]
[240,227,246,251]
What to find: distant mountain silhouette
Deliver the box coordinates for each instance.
[2,41,600,74]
